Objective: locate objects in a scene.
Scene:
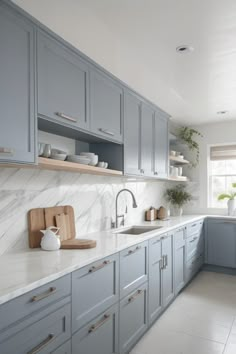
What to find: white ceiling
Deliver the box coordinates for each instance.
[14,0,236,125]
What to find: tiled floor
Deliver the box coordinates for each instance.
[130,271,236,354]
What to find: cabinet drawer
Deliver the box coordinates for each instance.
[72,253,119,332]
[52,340,71,354]
[120,241,148,299]
[0,274,71,333]
[149,236,162,264]
[174,227,186,249]
[186,253,204,281]
[186,232,203,261]
[0,300,71,354]
[72,304,118,354]
[119,282,148,354]
[187,220,203,238]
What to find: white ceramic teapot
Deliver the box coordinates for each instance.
[40,226,61,251]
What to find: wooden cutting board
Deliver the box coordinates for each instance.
[28,205,96,249]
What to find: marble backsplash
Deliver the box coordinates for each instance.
[0,167,169,255]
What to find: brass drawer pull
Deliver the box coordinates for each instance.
[89,260,111,273]
[99,128,114,136]
[152,239,160,245]
[189,237,198,243]
[55,112,78,123]
[31,287,56,302]
[128,245,141,255]
[0,147,14,154]
[28,334,55,354]
[128,289,143,303]
[191,224,197,227]
[88,314,110,333]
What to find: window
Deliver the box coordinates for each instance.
[209,145,236,208]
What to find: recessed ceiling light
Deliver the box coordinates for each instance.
[176,45,194,53]
[217,110,228,115]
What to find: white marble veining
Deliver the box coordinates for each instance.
[0,167,169,255]
[0,215,205,305]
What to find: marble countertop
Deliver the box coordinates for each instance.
[0,214,234,306]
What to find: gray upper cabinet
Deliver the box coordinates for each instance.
[153,111,169,178]
[123,91,141,176]
[37,31,89,131]
[90,70,123,143]
[206,219,236,268]
[140,103,154,177]
[0,3,36,164]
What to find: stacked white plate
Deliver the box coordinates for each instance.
[67,155,90,165]
[80,152,98,166]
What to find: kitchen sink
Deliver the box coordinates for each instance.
[114,225,163,235]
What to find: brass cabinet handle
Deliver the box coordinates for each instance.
[159,258,164,269]
[0,147,14,154]
[128,289,143,303]
[89,260,111,273]
[128,245,141,255]
[88,314,110,333]
[152,239,160,245]
[55,112,78,123]
[98,128,114,136]
[191,223,197,227]
[27,334,55,354]
[31,287,56,302]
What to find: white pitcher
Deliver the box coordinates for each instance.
[40,226,61,251]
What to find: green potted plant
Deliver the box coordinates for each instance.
[164,184,192,216]
[177,127,203,167]
[218,183,236,216]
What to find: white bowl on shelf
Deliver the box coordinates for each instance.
[51,153,67,161]
[67,155,90,165]
[80,152,95,157]
[88,155,98,166]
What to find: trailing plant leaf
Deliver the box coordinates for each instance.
[164,184,192,207]
[177,127,203,168]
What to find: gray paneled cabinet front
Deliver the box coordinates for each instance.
[72,304,119,354]
[37,31,89,131]
[0,2,36,164]
[148,234,174,324]
[90,69,123,143]
[140,102,154,177]
[72,253,119,333]
[153,111,169,179]
[173,227,186,295]
[206,219,236,268]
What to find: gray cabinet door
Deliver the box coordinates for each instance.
[162,235,174,308]
[120,241,148,299]
[72,304,119,354]
[148,238,162,324]
[72,254,119,333]
[119,282,148,354]
[90,70,123,143]
[123,91,141,176]
[37,31,89,130]
[174,228,186,295]
[52,340,71,354]
[0,3,36,164]
[140,103,154,176]
[206,219,236,268]
[153,111,169,178]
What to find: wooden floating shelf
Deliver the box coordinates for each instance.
[1,157,123,177]
[169,156,190,164]
[168,176,189,182]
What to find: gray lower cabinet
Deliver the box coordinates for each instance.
[153,111,169,178]
[72,254,119,333]
[0,299,71,354]
[174,227,186,295]
[148,237,162,324]
[162,234,174,308]
[72,304,118,354]
[206,219,236,268]
[119,282,148,354]
[123,91,141,176]
[90,69,123,143]
[37,31,89,131]
[120,241,148,299]
[52,340,71,354]
[140,103,154,177]
[0,2,36,164]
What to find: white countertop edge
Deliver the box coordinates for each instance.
[0,214,232,305]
